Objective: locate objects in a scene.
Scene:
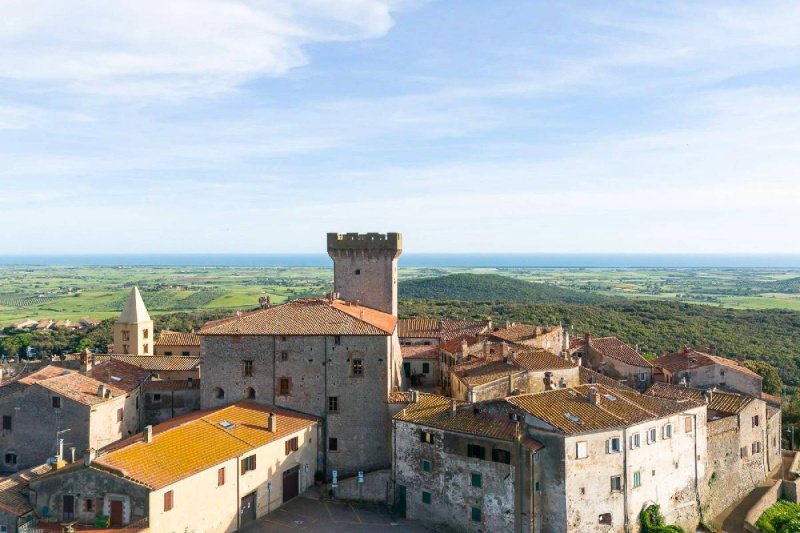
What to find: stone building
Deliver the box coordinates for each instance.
[112,287,154,356]
[651,347,763,397]
[0,463,52,533]
[506,384,707,533]
[0,360,148,472]
[582,334,653,391]
[392,392,541,533]
[646,382,778,519]
[142,378,201,426]
[400,345,439,388]
[153,330,201,357]
[29,402,318,531]
[450,347,579,402]
[439,335,488,391]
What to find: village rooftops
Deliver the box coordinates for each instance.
[199,298,397,336]
[398,318,490,341]
[587,336,652,368]
[439,335,484,355]
[489,323,557,343]
[85,402,318,489]
[0,464,52,517]
[393,392,540,448]
[651,347,761,379]
[154,330,201,347]
[579,366,636,392]
[94,355,200,372]
[506,384,700,435]
[645,382,755,416]
[452,349,575,388]
[401,345,439,360]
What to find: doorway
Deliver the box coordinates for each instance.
[109,500,124,526]
[62,495,75,520]
[282,466,300,503]
[240,492,257,526]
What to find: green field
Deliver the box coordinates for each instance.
[1,265,800,326]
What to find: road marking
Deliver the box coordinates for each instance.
[350,504,363,524]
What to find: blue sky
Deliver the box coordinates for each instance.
[1,1,799,254]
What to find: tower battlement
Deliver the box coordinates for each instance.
[327,232,402,256]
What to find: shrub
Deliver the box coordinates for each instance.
[755,499,800,533]
[640,504,685,533]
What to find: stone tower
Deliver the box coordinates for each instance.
[112,286,154,355]
[327,232,403,316]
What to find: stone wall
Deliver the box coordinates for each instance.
[330,469,391,503]
[143,386,201,425]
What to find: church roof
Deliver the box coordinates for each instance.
[119,286,151,324]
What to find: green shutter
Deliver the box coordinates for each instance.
[471,507,482,522]
[471,472,482,487]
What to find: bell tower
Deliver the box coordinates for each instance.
[112,286,154,355]
[327,232,403,316]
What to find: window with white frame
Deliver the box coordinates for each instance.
[607,437,621,454]
[647,428,657,444]
[633,470,642,488]
[630,433,641,449]
[638,372,647,382]
[663,424,673,439]
[576,441,588,459]
[610,475,622,492]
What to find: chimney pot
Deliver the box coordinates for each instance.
[588,386,601,406]
[584,333,592,345]
[144,425,153,443]
[268,412,277,432]
[450,399,457,415]
[84,448,96,466]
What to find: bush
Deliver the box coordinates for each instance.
[640,504,685,533]
[94,514,111,528]
[755,499,800,533]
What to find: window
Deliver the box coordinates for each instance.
[422,460,431,472]
[741,446,749,458]
[471,506,482,522]
[143,344,149,354]
[153,393,162,403]
[52,396,61,409]
[684,417,693,433]
[420,431,434,445]
[117,408,123,422]
[607,437,621,454]
[471,472,482,487]
[278,377,291,396]
[752,415,760,428]
[2,415,11,431]
[630,433,641,449]
[328,396,339,412]
[164,351,173,356]
[352,359,364,376]
[285,437,299,455]
[123,344,129,354]
[752,441,762,454]
[218,467,225,486]
[633,471,642,488]
[334,336,342,346]
[329,437,339,452]
[638,372,647,382]
[122,330,130,342]
[164,490,174,512]
[242,360,254,377]
[354,269,361,275]
[599,513,612,525]
[466,444,486,460]
[4,453,16,465]
[610,475,622,492]
[663,424,673,439]
[422,363,430,374]
[647,428,657,444]
[422,491,431,504]
[84,499,95,512]
[576,441,588,459]
[181,351,190,356]
[280,351,288,362]
[534,481,541,493]
[143,328,149,339]
[241,455,257,474]
[245,387,256,399]
[492,448,511,464]
[213,387,224,400]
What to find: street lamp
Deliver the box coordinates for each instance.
[786,426,795,451]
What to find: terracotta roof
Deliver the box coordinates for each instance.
[645,382,753,415]
[388,391,411,404]
[19,365,70,384]
[199,299,396,336]
[144,379,201,392]
[489,324,544,342]
[762,392,782,406]
[440,320,490,341]
[155,331,201,346]
[19,364,146,406]
[588,337,651,367]
[401,345,439,360]
[0,464,52,516]
[507,384,695,435]
[579,367,635,392]
[94,355,201,372]
[452,350,575,388]
[514,349,575,371]
[88,360,151,394]
[397,319,489,341]
[652,349,761,379]
[439,335,484,355]
[94,402,318,489]
[393,393,532,443]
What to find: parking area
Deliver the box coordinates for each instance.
[241,490,432,532]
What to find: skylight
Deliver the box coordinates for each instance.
[111,376,122,381]
[219,420,234,430]
[604,394,616,401]
[565,413,580,423]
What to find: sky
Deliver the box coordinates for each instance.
[1,1,800,254]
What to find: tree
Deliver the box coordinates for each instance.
[744,360,783,395]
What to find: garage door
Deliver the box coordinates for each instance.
[282,466,300,503]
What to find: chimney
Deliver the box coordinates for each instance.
[487,320,493,331]
[703,389,713,403]
[682,345,691,355]
[70,447,76,463]
[707,343,716,354]
[508,373,514,394]
[409,390,418,403]
[468,389,477,404]
[450,399,457,415]
[259,296,271,309]
[84,448,96,466]
[460,339,469,355]
[584,333,592,347]
[80,348,93,373]
[144,425,153,443]
[587,386,600,406]
[483,342,489,357]
[736,354,745,366]
[97,384,107,398]
[268,412,277,433]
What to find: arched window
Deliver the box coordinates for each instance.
[213,387,224,400]
[245,387,256,400]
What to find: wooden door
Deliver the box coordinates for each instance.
[62,495,75,520]
[109,500,124,526]
[282,466,300,503]
[240,492,257,526]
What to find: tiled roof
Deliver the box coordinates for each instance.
[440,320,490,341]
[88,360,151,394]
[397,319,490,341]
[652,349,761,379]
[199,299,396,336]
[144,379,201,392]
[452,350,575,388]
[388,391,411,404]
[589,337,652,368]
[439,335,484,355]
[489,324,542,342]
[645,382,754,416]
[94,355,201,372]
[19,365,71,384]
[400,345,439,360]
[507,384,694,435]
[19,363,147,406]
[762,392,782,406]
[0,464,52,516]
[393,393,531,443]
[155,331,201,346]
[579,367,635,392]
[514,349,575,371]
[94,402,318,489]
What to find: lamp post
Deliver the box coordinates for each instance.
[787,426,795,451]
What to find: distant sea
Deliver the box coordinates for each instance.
[0,254,799,268]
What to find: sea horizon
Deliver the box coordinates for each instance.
[1,253,799,268]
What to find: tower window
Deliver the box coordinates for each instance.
[279,377,292,395]
[328,437,338,452]
[328,396,339,412]
[242,360,254,377]
[143,343,148,354]
[213,387,225,400]
[143,329,149,339]
[122,330,130,342]
[245,387,256,399]
[352,359,364,376]
[355,269,361,275]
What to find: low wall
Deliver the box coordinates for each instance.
[328,469,391,503]
[744,480,782,532]
[789,451,800,478]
